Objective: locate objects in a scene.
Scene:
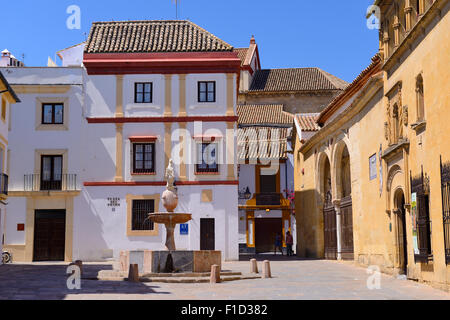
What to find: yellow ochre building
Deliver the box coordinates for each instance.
[293,0,450,291]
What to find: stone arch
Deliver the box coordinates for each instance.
[332,139,352,200]
[316,152,332,205]
[387,164,404,212]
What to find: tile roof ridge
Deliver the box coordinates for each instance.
[316,68,349,90]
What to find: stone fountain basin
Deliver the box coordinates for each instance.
[148,213,192,224]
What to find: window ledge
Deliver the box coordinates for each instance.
[194,172,220,176]
[411,120,426,132]
[131,172,157,176]
[36,124,68,131]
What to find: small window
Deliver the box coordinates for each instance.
[196,143,219,173]
[135,83,153,103]
[132,199,154,231]
[133,143,155,174]
[198,81,216,103]
[42,103,64,124]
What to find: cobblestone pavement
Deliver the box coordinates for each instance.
[0,258,449,300]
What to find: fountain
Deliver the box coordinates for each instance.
[148,159,192,251]
[116,159,221,275]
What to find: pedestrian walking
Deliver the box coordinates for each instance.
[286,231,294,256]
[274,233,283,256]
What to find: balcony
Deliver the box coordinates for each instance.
[0,173,8,196]
[255,193,281,206]
[24,174,78,192]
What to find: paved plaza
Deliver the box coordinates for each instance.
[0,258,448,300]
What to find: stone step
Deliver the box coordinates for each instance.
[97,270,242,280]
[139,275,261,284]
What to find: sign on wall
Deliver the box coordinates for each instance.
[411,192,419,255]
[107,197,121,212]
[180,224,189,235]
[369,154,377,180]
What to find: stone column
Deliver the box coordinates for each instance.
[404,1,413,31]
[333,199,342,261]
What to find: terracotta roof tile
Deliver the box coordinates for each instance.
[237,104,293,126]
[249,68,348,92]
[85,20,233,54]
[234,48,249,67]
[295,113,321,132]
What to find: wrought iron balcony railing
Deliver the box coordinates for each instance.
[24,174,78,192]
[0,173,8,196]
[255,193,281,206]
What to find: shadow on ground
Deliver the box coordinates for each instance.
[239,253,320,262]
[0,264,171,300]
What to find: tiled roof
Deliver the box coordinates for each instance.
[85,20,234,54]
[249,68,348,92]
[317,54,382,125]
[238,127,291,161]
[234,48,249,67]
[237,104,293,126]
[295,113,321,132]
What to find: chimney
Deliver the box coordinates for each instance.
[250,35,256,45]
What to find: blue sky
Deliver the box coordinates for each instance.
[1,0,378,82]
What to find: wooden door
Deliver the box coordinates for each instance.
[323,202,337,260]
[33,210,66,261]
[340,196,354,260]
[200,218,215,251]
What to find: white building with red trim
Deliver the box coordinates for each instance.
[2,20,240,262]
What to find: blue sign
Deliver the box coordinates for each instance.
[180,224,189,235]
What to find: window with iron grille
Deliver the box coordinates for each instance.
[135,83,153,103]
[196,143,219,173]
[132,200,154,231]
[441,156,450,264]
[133,143,155,174]
[198,81,216,103]
[411,168,433,263]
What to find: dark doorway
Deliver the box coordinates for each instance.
[260,173,277,193]
[397,192,408,275]
[33,210,66,261]
[200,218,215,251]
[255,218,282,253]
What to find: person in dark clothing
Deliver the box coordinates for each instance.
[286,231,294,256]
[274,233,283,256]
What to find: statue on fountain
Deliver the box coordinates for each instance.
[149,159,191,251]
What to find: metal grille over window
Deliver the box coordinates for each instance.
[133,143,155,173]
[196,143,218,173]
[132,200,155,231]
[411,167,433,263]
[441,156,450,265]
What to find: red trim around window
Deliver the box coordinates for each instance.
[129,136,158,143]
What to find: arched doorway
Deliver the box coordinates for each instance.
[321,155,337,260]
[394,188,408,275]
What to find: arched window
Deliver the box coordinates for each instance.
[416,74,425,121]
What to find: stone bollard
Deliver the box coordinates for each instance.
[210,265,221,284]
[250,259,259,274]
[128,264,140,283]
[262,260,272,279]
